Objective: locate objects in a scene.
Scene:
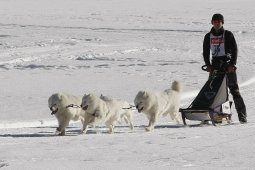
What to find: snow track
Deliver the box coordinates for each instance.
[240,76,255,88]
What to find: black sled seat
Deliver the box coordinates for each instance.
[180,66,232,126]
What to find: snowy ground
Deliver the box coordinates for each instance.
[1,0,255,169]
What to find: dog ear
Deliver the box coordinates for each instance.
[142,91,147,97]
[138,90,145,95]
[57,93,63,101]
[100,94,105,98]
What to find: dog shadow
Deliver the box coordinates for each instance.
[0,124,187,138]
[0,132,56,138]
[0,132,81,138]
[0,125,129,137]
[0,126,82,138]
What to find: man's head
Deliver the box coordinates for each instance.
[211,13,224,31]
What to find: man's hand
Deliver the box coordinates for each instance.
[227,65,236,73]
[206,65,213,73]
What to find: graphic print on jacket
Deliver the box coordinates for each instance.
[210,31,225,57]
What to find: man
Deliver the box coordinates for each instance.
[203,13,247,123]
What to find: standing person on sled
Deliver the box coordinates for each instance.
[203,13,247,123]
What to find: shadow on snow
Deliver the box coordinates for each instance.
[0,124,186,138]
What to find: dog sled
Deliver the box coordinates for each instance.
[180,65,232,126]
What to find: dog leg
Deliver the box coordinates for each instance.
[108,125,114,134]
[80,117,85,125]
[129,121,134,131]
[82,115,92,134]
[82,124,89,134]
[56,118,70,136]
[124,111,134,131]
[105,121,114,134]
[174,113,181,124]
[125,116,134,131]
[57,119,69,136]
[170,112,181,124]
[56,127,63,135]
[146,113,157,131]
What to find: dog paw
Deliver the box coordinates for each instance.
[145,127,152,132]
[130,126,134,131]
[58,132,65,136]
[81,130,87,134]
[108,130,114,134]
[55,130,61,135]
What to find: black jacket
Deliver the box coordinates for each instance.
[203,27,238,66]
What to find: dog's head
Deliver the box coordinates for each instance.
[48,93,63,115]
[81,94,109,124]
[134,91,150,113]
[81,93,99,112]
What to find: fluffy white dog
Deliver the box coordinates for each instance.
[80,94,134,134]
[48,93,86,135]
[134,81,182,131]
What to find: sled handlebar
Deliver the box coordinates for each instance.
[201,65,208,71]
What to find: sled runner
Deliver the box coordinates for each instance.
[180,65,232,126]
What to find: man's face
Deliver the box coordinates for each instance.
[212,20,223,30]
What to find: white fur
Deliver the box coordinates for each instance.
[81,94,134,134]
[134,81,182,131]
[48,93,86,136]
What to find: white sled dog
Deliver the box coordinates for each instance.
[134,81,182,131]
[80,94,134,134]
[48,93,86,135]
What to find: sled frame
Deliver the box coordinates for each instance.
[180,69,232,126]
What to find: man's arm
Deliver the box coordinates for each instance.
[203,33,211,65]
[228,31,238,65]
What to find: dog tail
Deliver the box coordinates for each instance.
[171,80,182,92]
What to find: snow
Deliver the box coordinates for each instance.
[1,0,255,169]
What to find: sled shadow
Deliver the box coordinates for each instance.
[188,124,208,127]
[154,124,184,129]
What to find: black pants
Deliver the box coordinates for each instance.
[226,71,247,121]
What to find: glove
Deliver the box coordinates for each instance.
[206,65,213,73]
[227,65,236,73]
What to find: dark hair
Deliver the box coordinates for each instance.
[211,13,224,24]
